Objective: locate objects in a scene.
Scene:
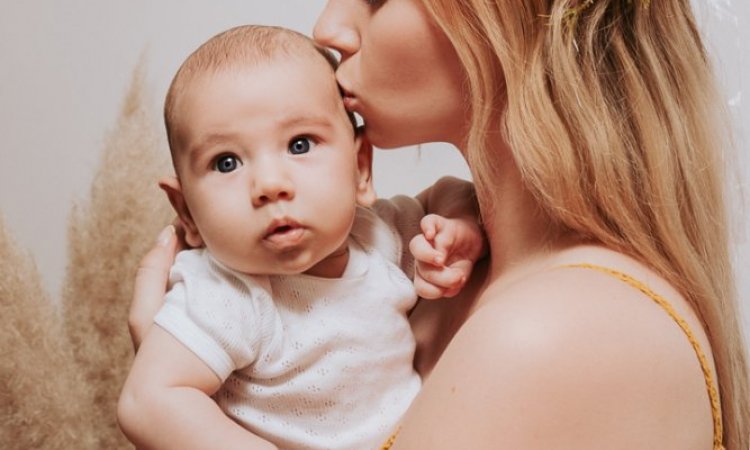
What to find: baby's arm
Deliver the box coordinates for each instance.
[117,326,278,450]
[412,177,487,299]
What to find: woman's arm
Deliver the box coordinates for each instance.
[118,325,277,450]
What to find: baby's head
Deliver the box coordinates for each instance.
[160,25,375,277]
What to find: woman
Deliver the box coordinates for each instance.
[130,0,750,448]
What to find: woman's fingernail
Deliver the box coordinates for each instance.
[156,225,175,246]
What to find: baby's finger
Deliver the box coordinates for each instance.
[440,260,475,297]
[439,275,470,298]
[416,263,466,290]
[419,214,442,241]
[410,234,445,266]
[441,285,463,298]
[431,223,458,259]
[446,259,474,281]
[413,276,446,300]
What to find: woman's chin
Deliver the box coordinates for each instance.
[365,118,460,149]
[364,125,419,150]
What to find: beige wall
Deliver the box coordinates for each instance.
[0,0,469,297]
[0,1,746,334]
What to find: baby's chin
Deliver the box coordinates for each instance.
[211,241,346,278]
[221,255,321,278]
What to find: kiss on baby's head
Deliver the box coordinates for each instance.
[158,25,373,278]
[118,23,485,450]
[164,25,356,166]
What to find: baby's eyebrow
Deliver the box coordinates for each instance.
[184,133,234,163]
[189,133,225,152]
[275,114,334,130]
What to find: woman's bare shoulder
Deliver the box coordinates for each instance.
[393,248,714,449]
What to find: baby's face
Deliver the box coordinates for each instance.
[170,56,370,277]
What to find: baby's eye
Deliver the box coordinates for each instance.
[288,137,314,155]
[213,155,241,173]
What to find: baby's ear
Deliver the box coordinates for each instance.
[158,176,204,248]
[354,133,377,207]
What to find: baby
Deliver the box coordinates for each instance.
[118,25,485,450]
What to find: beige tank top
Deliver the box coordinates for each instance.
[380,263,725,450]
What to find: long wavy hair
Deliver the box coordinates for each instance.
[420,0,749,448]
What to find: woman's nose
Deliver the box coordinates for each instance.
[251,162,295,207]
[313,1,361,60]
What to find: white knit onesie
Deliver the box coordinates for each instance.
[154,197,424,450]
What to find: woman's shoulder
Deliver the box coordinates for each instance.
[477,244,701,329]
[471,245,712,380]
[467,246,695,364]
[395,245,715,449]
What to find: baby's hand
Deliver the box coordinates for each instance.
[409,214,486,299]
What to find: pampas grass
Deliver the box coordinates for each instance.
[0,216,97,449]
[61,59,173,449]
[1,60,173,448]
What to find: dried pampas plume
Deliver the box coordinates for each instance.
[0,216,97,449]
[1,58,173,449]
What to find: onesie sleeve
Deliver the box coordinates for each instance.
[154,250,278,381]
[353,195,425,278]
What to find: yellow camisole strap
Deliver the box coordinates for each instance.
[562,263,724,450]
[378,263,725,450]
[379,427,399,450]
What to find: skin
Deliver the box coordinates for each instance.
[162,55,373,278]
[128,1,720,449]
[315,0,468,149]
[313,0,718,449]
[120,40,487,450]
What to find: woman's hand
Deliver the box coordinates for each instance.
[129,224,183,350]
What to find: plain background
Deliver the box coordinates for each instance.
[0,1,747,336]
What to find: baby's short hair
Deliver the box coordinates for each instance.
[164,25,356,153]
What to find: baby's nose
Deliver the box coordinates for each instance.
[251,164,295,207]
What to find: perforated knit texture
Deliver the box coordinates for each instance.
[155,197,425,450]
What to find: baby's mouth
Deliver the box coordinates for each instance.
[271,224,293,234]
[263,219,305,248]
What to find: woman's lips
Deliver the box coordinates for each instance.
[338,84,359,111]
[342,94,358,111]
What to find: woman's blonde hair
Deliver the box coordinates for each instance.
[420,0,749,448]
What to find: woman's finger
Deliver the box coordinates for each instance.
[129,225,179,350]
